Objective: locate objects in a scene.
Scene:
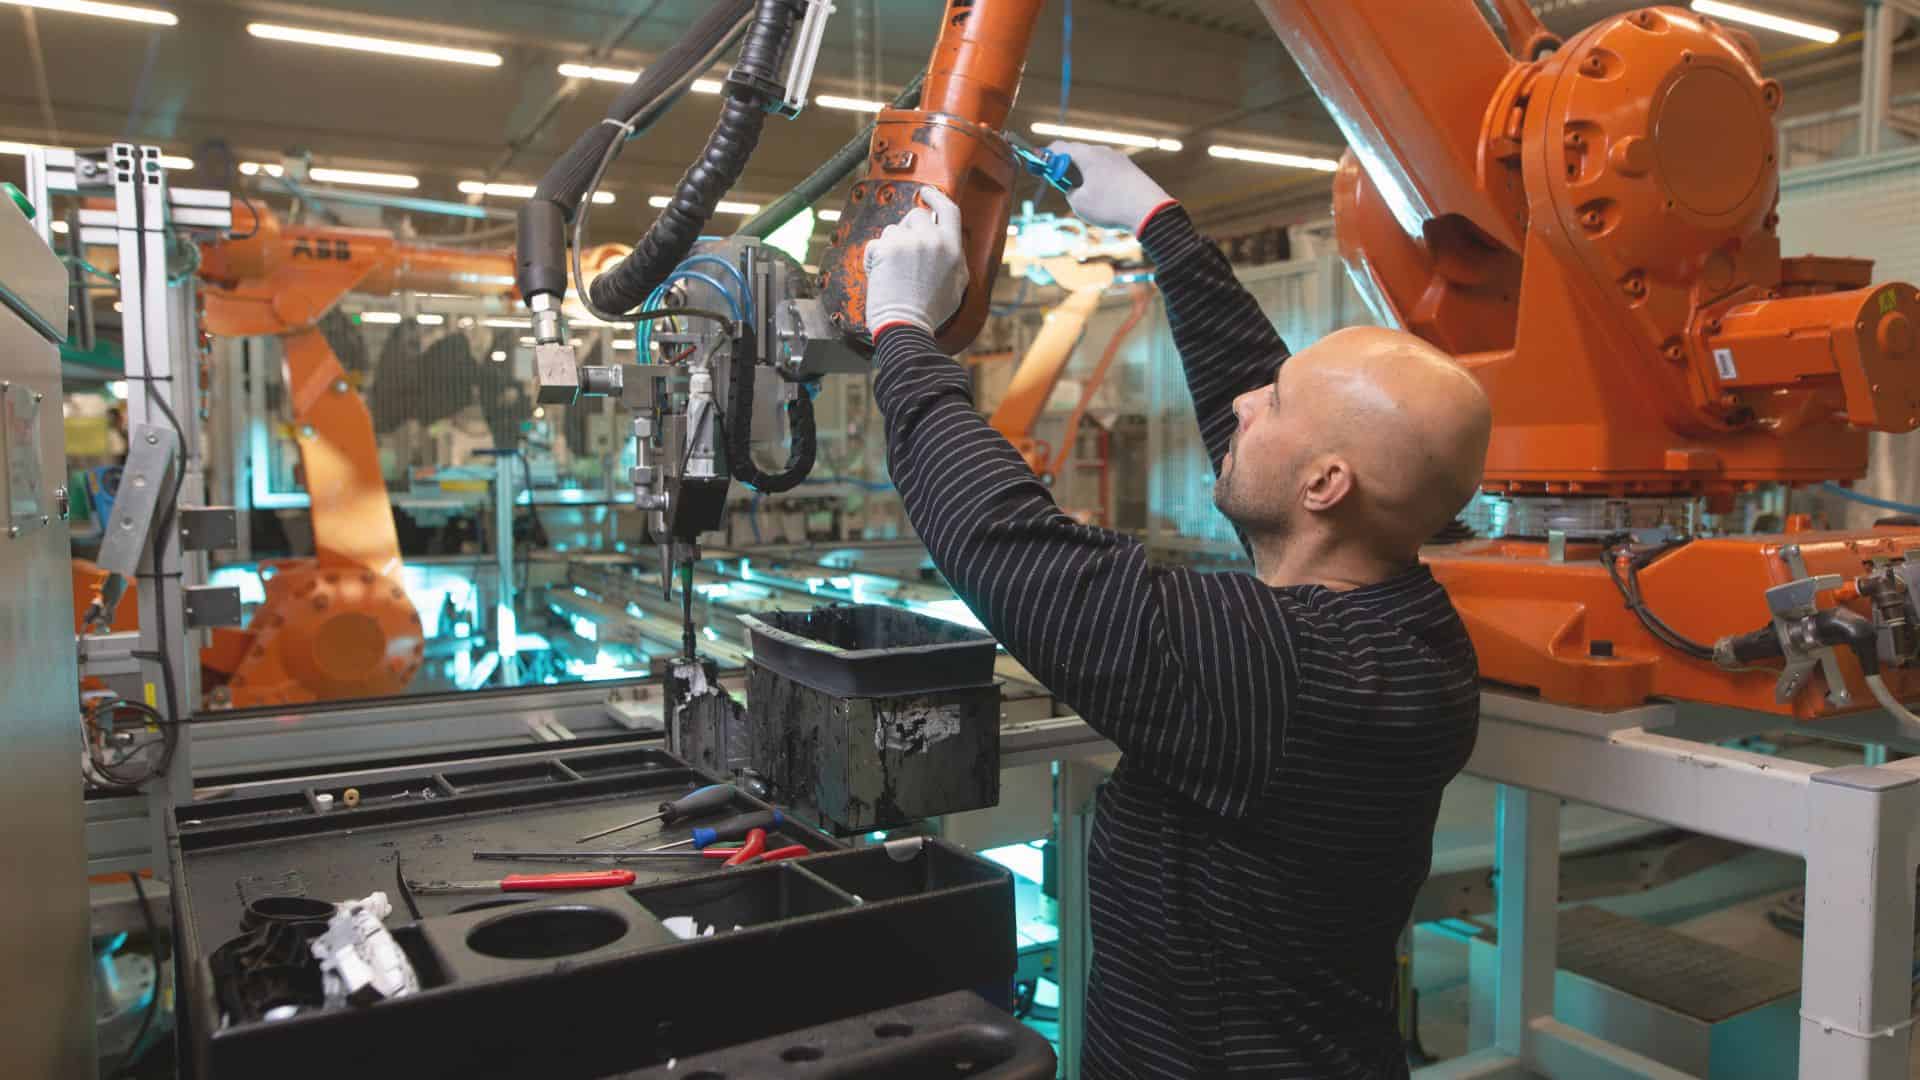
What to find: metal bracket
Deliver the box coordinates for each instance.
[95,423,178,576]
[178,506,238,552]
[534,342,582,405]
[182,585,243,629]
[1766,574,1852,707]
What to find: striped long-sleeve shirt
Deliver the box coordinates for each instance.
[872,205,1481,1079]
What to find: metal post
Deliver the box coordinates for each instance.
[1799,766,1920,1079]
[494,450,521,687]
[1860,0,1895,157]
[1054,760,1103,1080]
[107,144,205,872]
[1492,784,1559,1061]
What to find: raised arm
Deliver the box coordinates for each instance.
[863,191,1293,817]
[1048,142,1290,475]
[1138,205,1290,474]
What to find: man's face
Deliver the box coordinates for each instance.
[1215,365,1312,535]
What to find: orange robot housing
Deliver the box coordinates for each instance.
[1260,1,1920,717]
[196,209,516,708]
[819,0,1046,351]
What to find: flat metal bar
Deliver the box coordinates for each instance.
[1527,1018,1697,1080]
[1468,693,1818,855]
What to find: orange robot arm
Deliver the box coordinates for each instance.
[196,210,516,708]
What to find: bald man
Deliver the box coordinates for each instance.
[863,144,1491,1080]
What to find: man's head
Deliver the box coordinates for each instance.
[1215,327,1492,568]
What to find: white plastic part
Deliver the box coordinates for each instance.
[310,892,419,1006]
[780,0,838,118]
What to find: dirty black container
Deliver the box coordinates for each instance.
[741,604,998,697]
[740,605,1001,834]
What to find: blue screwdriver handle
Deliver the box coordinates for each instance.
[690,810,784,850]
[661,784,736,824]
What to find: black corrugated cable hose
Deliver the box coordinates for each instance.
[588,0,802,315]
[515,0,757,303]
[724,325,816,493]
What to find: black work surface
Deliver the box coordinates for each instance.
[171,741,1018,1080]
[181,769,815,936]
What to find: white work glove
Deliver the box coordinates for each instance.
[864,187,970,339]
[1046,140,1176,234]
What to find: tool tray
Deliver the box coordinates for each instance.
[169,739,1016,1080]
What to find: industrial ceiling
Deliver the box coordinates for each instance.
[0,0,1908,237]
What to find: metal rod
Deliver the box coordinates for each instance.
[472,849,711,861]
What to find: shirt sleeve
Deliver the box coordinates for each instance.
[1138,205,1291,476]
[872,325,1297,817]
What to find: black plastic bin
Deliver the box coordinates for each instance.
[740,604,997,697]
[741,605,1002,834]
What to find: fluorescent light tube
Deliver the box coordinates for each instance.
[247,23,502,67]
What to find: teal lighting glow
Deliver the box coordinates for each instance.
[764,206,815,265]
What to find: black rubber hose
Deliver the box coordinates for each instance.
[515,0,754,301]
[725,325,816,494]
[588,0,800,316]
[536,0,753,211]
[734,71,927,241]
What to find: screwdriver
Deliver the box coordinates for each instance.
[575,784,738,844]
[405,870,636,894]
[647,809,785,852]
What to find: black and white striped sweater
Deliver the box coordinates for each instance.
[872,205,1481,1079]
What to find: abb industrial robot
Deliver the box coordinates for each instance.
[819,0,1920,726]
[194,212,517,707]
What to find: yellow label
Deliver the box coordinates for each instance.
[143,682,156,707]
[1881,289,1899,315]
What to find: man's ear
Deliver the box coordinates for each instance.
[1301,455,1354,512]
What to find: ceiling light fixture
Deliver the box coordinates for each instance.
[1689,0,1839,43]
[239,162,284,177]
[415,313,446,326]
[556,63,719,93]
[612,339,637,351]
[310,167,420,190]
[818,209,842,222]
[458,179,612,205]
[1030,122,1182,153]
[358,312,404,325]
[247,23,503,67]
[51,221,69,234]
[484,318,532,329]
[650,195,760,214]
[815,94,886,113]
[558,62,638,83]
[5,1,177,27]
[1207,144,1341,172]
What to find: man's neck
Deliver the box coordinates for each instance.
[1248,533,1407,592]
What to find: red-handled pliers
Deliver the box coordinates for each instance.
[705,842,811,865]
[405,870,637,894]
[722,828,767,867]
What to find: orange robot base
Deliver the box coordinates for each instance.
[1429,530,1920,716]
[202,561,424,709]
